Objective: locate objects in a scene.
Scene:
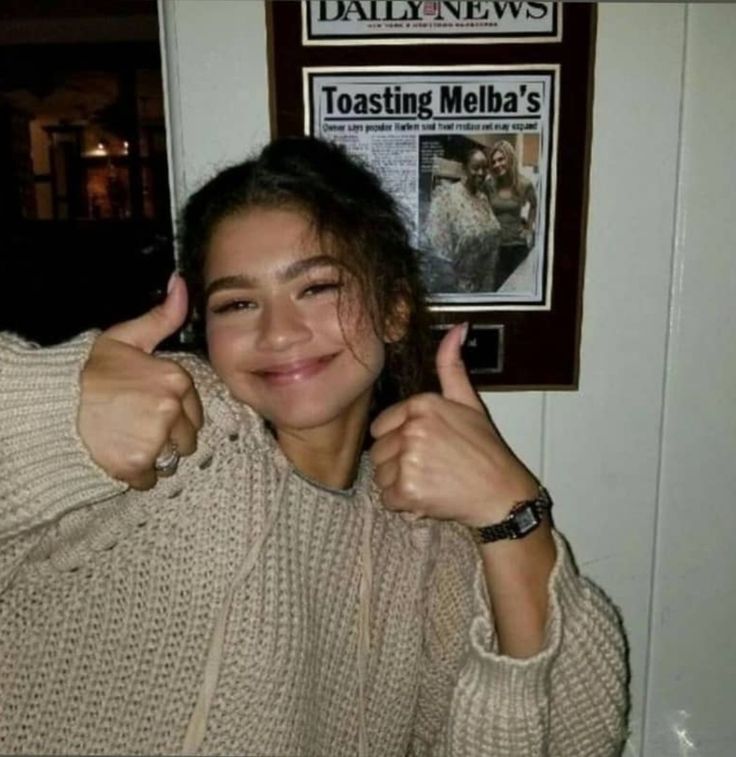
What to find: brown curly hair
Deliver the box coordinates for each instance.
[179,136,435,417]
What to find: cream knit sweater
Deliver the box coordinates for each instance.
[0,332,628,756]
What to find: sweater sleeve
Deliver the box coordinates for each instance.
[0,331,127,540]
[409,526,629,756]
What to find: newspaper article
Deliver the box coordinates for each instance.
[307,66,558,306]
[303,1,561,44]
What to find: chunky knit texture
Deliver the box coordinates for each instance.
[0,332,629,756]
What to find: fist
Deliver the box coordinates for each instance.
[78,274,204,490]
[369,324,537,527]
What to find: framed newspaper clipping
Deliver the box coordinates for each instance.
[267,2,596,389]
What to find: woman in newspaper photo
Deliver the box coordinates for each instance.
[485,139,539,289]
[0,136,628,756]
[424,145,502,294]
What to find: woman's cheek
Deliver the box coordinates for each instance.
[206,319,249,371]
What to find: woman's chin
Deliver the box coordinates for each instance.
[264,407,337,433]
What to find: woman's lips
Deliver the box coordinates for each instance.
[255,355,336,386]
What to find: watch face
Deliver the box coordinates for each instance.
[512,504,541,536]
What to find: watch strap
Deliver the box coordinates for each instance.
[474,486,551,544]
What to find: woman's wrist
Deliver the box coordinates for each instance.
[461,471,540,530]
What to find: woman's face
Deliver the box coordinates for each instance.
[464,151,488,192]
[203,206,386,436]
[490,150,509,177]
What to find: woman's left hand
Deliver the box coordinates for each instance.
[370,324,538,528]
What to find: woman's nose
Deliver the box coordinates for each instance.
[256,300,311,351]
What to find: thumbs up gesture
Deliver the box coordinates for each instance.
[78,274,204,490]
[370,323,538,528]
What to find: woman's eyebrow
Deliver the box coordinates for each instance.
[205,274,256,300]
[205,255,340,300]
[278,254,339,283]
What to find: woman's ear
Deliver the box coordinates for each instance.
[383,294,411,344]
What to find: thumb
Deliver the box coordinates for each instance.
[105,272,189,353]
[435,323,483,411]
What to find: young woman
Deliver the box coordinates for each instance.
[486,140,539,289]
[425,146,502,293]
[0,137,627,756]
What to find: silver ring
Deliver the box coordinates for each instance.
[154,442,180,476]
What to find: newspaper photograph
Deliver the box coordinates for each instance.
[302,1,561,45]
[305,66,558,307]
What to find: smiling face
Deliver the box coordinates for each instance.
[464,150,488,193]
[490,149,509,177]
[204,206,386,439]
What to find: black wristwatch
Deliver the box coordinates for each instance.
[474,486,552,544]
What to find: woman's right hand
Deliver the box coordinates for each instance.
[78,274,204,490]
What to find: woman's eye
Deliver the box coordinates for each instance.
[211,299,256,314]
[301,281,342,298]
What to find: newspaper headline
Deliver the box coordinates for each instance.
[304,1,560,42]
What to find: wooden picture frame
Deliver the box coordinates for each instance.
[267,2,596,389]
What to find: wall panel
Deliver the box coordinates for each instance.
[644,6,736,755]
[546,7,686,752]
[159,0,270,208]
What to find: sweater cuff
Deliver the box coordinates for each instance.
[463,530,575,715]
[0,331,127,538]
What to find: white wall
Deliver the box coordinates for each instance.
[159,3,736,754]
[158,0,270,219]
[643,6,736,755]
[549,6,686,754]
